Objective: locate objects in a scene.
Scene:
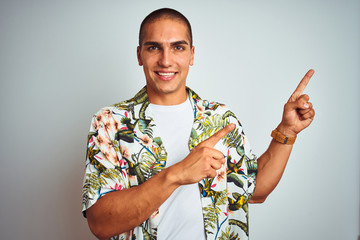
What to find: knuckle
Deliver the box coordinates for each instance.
[204,156,211,163]
[284,102,291,110]
[214,163,221,170]
[204,166,213,175]
[200,147,209,155]
[298,97,306,103]
[302,94,310,100]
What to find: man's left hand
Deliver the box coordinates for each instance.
[277,69,315,137]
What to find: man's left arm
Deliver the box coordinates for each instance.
[249,69,315,203]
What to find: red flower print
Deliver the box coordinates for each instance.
[111,183,123,191]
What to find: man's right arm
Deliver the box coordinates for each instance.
[86,124,235,239]
[86,166,179,239]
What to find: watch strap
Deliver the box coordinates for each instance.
[271,129,296,145]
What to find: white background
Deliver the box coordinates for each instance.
[0,0,359,239]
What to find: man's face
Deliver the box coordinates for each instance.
[137,18,194,105]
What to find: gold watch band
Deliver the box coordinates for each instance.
[271,129,296,145]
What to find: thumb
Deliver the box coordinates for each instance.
[286,94,310,111]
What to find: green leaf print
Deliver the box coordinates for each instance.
[222,127,243,153]
[227,173,244,189]
[202,188,228,235]
[82,172,106,204]
[139,144,167,178]
[196,114,229,142]
[115,129,134,143]
[153,137,162,146]
[137,119,153,138]
[229,219,248,236]
[246,158,258,177]
[139,101,150,119]
[222,110,237,120]
[218,227,241,240]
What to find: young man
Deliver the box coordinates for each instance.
[82,8,315,240]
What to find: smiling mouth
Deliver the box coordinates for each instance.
[155,71,177,76]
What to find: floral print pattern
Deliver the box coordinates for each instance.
[82,87,257,240]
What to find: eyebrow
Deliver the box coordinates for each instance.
[143,40,189,46]
[143,41,161,46]
[170,40,189,46]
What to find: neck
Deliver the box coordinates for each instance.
[147,87,188,105]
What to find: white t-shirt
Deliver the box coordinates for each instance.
[149,99,206,240]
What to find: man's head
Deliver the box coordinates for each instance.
[137,8,195,105]
[139,8,193,48]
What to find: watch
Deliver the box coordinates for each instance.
[271,129,296,145]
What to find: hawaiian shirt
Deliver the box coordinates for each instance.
[82,87,258,240]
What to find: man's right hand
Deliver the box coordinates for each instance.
[170,123,235,185]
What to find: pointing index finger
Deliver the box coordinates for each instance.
[289,69,314,101]
[205,123,235,147]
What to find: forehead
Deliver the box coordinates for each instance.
[142,18,190,44]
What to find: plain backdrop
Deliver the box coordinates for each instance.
[0,0,359,239]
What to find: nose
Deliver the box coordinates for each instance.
[158,48,172,67]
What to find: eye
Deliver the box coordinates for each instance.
[148,46,159,51]
[174,45,185,51]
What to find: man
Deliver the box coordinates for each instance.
[82,8,315,240]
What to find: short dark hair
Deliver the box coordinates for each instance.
[139,8,193,47]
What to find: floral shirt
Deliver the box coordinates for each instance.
[82,87,258,240]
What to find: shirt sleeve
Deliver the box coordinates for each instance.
[82,108,129,217]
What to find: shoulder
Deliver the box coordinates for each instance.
[93,88,148,118]
[91,103,129,123]
[89,98,137,131]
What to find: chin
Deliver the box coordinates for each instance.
[151,82,184,95]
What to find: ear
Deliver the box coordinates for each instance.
[189,46,195,66]
[137,46,143,66]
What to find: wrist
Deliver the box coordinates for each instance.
[163,165,183,188]
[276,123,297,137]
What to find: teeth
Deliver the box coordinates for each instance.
[157,72,175,76]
